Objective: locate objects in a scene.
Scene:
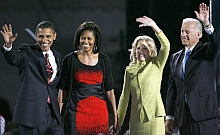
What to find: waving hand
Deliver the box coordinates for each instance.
[0,24,18,47]
[194,3,210,26]
[136,16,161,34]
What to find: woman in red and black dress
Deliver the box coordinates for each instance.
[58,21,119,135]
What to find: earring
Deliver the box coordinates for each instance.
[79,45,82,50]
[93,44,97,52]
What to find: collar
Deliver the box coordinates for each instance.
[42,50,53,57]
[184,44,196,54]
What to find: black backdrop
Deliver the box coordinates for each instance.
[0,0,219,134]
[119,0,218,134]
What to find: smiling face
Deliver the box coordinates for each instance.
[79,30,96,53]
[135,40,150,62]
[180,21,201,48]
[36,28,56,52]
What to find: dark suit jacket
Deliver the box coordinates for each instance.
[2,43,62,127]
[166,30,220,127]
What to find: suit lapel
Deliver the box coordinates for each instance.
[184,42,203,80]
[51,49,61,78]
[38,52,48,82]
[30,44,48,82]
[173,50,184,79]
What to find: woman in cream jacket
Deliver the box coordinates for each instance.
[117,16,170,135]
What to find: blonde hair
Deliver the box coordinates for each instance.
[129,35,157,64]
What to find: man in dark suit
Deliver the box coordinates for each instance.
[165,3,220,135]
[1,21,64,134]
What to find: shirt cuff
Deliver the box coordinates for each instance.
[166,115,174,121]
[3,44,12,51]
[204,24,214,35]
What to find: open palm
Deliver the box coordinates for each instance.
[195,3,209,25]
[0,24,18,44]
[136,16,156,27]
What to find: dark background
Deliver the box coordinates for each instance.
[0,0,220,134]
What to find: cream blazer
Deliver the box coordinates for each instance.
[117,31,170,125]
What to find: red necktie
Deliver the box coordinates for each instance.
[45,53,53,103]
[45,53,54,84]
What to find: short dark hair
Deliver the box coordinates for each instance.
[73,21,102,54]
[35,21,56,34]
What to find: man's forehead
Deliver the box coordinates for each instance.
[37,28,54,34]
[38,32,52,35]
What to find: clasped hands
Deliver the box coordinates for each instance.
[109,122,121,135]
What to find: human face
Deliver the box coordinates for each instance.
[36,28,56,52]
[135,40,150,62]
[180,22,201,48]
[79,30,95,53]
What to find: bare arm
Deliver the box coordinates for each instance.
[106,89,120,134]
[58,89,66,113]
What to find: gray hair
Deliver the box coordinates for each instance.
[182,18,203,38]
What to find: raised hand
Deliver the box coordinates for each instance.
[194,3,210,26]
[136,16,160,34]
[0,24,18,46]
[136,16,156,27]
